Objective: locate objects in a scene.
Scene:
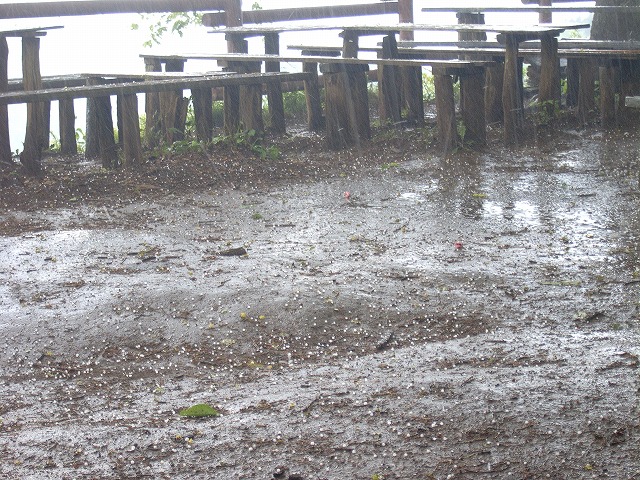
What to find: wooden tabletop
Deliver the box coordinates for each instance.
[147,52,491,68]
[421,6,640,13]
[0,25,63,37]
[211,22,591,37]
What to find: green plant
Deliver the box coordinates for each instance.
[132,12,203,47]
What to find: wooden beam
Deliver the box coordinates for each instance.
[203,2,399,27]
[0,72,312,105]
[0,0,229,19]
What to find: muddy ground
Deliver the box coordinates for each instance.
[0,120,639,480]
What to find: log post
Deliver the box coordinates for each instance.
[485,62,504,124]
[161,58,187,143]
[264,32,285,134]
[321,63,370,150]
[565,58,579,108]
[86,77,118,168]
[538,0,552,24]
[577,58,597,125]
[460,67,486,147]
[192,86,213,142]
[378,35,402,124]
[119,93,143,167]
[59,99,77,155]
[144,57,162,148]
[599,63,617,128]
[20,35,44,175]
[433,70,458,155]
[0,37,11,164]
[502,34,524,146]
[238,61,264,133]
[538,34,560,117]
[302,60,323,131]
[223,35,246,134]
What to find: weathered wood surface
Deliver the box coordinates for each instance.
[0,0,228,19]
[433,73,458,155]
[0,72,312,105]
[625,96,640,108]
[203,2,400,27]
[0,37,10,164]
[163,52,492,69]
[321,63,370,150]
[20,36,43,175]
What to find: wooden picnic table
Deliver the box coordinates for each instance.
[0,26,62,168]
[211,22,589,146]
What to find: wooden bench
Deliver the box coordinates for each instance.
[0,71,310,174]
[151,52,494,152]
[199,1,413,136]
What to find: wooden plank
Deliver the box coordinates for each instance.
[170,52,491,69]
[203,2,400,27]
[0,72,313,105]
[0,1,228,19]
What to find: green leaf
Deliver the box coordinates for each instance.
[179,404,220,418]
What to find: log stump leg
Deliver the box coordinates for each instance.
[460,67,486,147]
[485,62,504,124]
[161,59,187,143]
[538,34,560,117]
[224,38,247,134]
[85,78,118,168]
[265,32,285,134]
[321,63,370,150]
[565,58,579,108]
[599,64,617,128]
[577,58,598,125]
[20,36,44,175]
[119,93,142,167]
[401,66,424,125]
[0,37,10,164]
[378,35,402,124]
[303,61,323,131]
[144,57,162,149]
[59,98,77,155]
[433,71,459,155]
[192,87,213,143]
[502,35,524,146]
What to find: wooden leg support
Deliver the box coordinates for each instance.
[378,35,402,124]
[485,62,504,124]
[599,64,617,128]
[265,32,286,134]
[20,36,44,175]
[460,67,486,147]
[303,62,323,131]
[565,59,579,108]
[119,93,142,167]
[59,99,77,155]
[192,87,214,143]
[577,58,598,125]
[144,58,162,149]
[502,35,524,146]
[0,37,10,164]
[321,63,370,150]
[95,95,118,169]
[433,71,458,155]
[401,66,424,125]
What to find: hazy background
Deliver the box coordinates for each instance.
[1,0,593,152]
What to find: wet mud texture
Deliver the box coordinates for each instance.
[0,124,639,479]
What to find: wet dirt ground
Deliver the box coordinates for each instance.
[0,122,639,479]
